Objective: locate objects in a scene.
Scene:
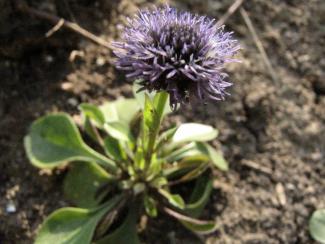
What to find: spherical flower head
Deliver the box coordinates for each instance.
[113,6,240,110]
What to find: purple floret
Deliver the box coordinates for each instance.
[113,6,240,109]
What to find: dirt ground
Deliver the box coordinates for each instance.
[0,0,324,243]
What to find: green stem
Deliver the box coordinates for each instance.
[145,92,168,171]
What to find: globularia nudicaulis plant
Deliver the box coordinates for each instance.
[24,6,240,244]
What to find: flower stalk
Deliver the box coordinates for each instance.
[143,91,168,173]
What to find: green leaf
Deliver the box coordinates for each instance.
[133,183,145,195]
[134,147,145,170]
[164,207,217,234]
[142,94,159,152]
[134,82,172,115]
[172,123,218,144]
[180,155,210,164]
[156,126,177,150]
[197,143,229,171]
[147,153,161,177]
[80,103,105,127]
[103,136,124,161]
[83,117,100,142]
[184,177,213,218]
[144,195,158,217]
[35,196,122,244]
[153,91,171,117]
[100,99,140,125]
[143,92,169,158]
[104,122,134,143]
[132,82,154,108]
[79,104,105,144]
[163,155,209,178]
[24,114,117,173]
[149,176,168,188]
[143,94,159,132]
[63,162,112,208]
[164,143,204,162]
[309,209,325,243]
[95,205,140,244]
[159,189,185,209]
[165,142,228,171]
[181,220,217,234]
[176,164,209,183]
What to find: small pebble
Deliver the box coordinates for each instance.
[96,57,106,66]
[276,183,287,206]
[45,55,54,63]
[67,98,78,107]
[6,201,16,213]
[61,82,73,91]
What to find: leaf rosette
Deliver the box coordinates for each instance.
[24,83,229,243]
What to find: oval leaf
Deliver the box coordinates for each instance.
[309,209,325,243]
[24,114,117,172]
[104,122,134,143]
[63,162,112,208]
[100,99,140,125]
[104,136,125,161]
[164,142,228,171]
[176,164,209,183]
[181,220,217,234]
[163,155,208,179]
[172,123,218,144]
[159,189,185,209]
[164,207,217,234]
[80,103,105,127]
[164,143,203,162]
[35,196,121,244]
[83,117,100,142]
[196,143,229,171]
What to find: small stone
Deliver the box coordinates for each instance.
[286,183,295,190]
[67,97,78,107]
[61,82,73,91]
[275,183,286,206]
[310,151,322,161]
[96,57,106,66]
[45,55,54,63]
[6,201,16,213]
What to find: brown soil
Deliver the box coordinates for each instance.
[0,0,324,243]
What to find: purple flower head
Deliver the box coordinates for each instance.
[113,6,240,110]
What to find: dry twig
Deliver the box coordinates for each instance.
[216,0,245,26]
[240,7,279,85]
[45,18,65,37]
[17,3,111,49]
[241,159,272,175]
